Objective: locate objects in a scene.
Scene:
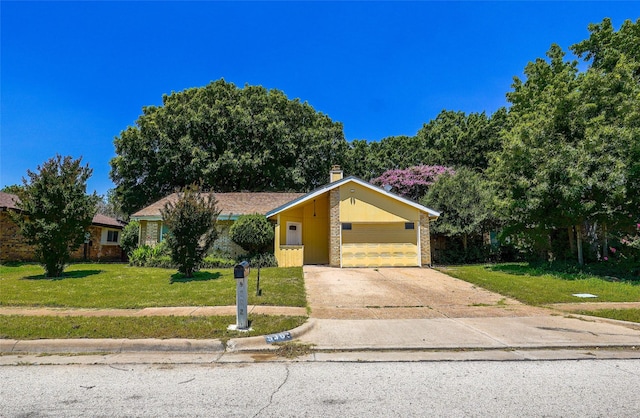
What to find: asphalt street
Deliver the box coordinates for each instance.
[2,360,640,417]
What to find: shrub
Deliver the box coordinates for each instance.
[229,214,274,254]
[129,245,152,266]
[128,242,174,268]
[160,185,220,277]
[120,220,140,256]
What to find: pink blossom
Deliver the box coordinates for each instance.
[609,247,616,254]
[603,256,608,261]
[370,165,455,201]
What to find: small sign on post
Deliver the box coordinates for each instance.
[229,261,250,331]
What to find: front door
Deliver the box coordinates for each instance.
[286,222,302,245]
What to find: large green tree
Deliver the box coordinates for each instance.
[110,79,347,214]
[13,155,99,277]
[491,18,640,265]
[571,18,640,247]
[160,185,220,278]
[422,168,494,253]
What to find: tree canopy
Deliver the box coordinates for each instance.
[344,109,506,181]
[111,79,347,214]
[490,18,640,265]
[422,168,494,252]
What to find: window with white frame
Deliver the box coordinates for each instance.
[107,230,119,243]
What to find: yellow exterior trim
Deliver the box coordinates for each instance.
[339,183,419,223]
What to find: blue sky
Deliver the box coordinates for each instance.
[2,1,638,197]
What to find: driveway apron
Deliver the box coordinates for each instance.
[303,266,550,319]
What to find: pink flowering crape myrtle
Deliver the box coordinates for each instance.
[370,165,455,201]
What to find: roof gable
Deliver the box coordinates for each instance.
[266,176,440,218]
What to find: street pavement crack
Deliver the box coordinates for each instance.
[253,364,290,418]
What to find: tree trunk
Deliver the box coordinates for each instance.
[568,226,576,258]
[462,234,468,251]
[576,224,584,266]
[602,223,608,259]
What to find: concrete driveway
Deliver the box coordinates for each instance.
[304,266,550,319]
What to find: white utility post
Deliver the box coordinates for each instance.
[229,261,250,331]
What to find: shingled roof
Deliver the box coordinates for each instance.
[131,192,306,220]
[0,191,124,229]
[0,191,20,210]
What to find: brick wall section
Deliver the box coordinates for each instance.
[329,188,341,267]
[420,212,432,266]
[69,225,123,261]
[1,212,123,262]
[0,211,37,261]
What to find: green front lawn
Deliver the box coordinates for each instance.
[574,309,640,324]
[0,314,307,340]
[439,263,640,323]
[438,263,640,306]
[0,263,306,309]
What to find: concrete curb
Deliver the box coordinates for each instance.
[226,318,317,352]
[3,338,225,354]
[0,319,317,355]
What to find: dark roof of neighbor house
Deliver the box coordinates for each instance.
[0,191,20,210]
[92,213,126,229]
[0,191,125,229]
[131,192,306,220]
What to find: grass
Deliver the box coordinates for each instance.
[438,263,640,306]
[574,309,640,324]
[0,314,307,340]
[0,263,306,308]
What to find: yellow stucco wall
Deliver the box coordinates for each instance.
[272,181,430,267]
[339,183,419,223]
[301,195,329,264]
[273,194,330,266]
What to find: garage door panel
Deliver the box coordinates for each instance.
[342,242,417,267]
[342,223,416,245]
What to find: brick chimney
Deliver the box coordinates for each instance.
[330,165,343,183]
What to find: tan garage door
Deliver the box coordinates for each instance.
[341,223,418,267]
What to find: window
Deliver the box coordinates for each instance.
[342,223,352,230]
[107,230,119,243]
[405,222,415,230]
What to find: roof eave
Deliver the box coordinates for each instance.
[266,176,441,218]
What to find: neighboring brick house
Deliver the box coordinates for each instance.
[130,192,304,258]
[0,192,125,262]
